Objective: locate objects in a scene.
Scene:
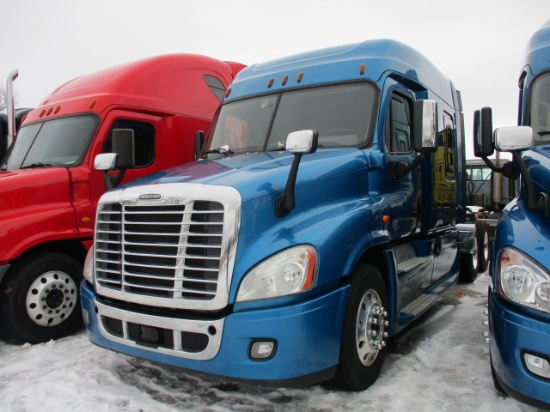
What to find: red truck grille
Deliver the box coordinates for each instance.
[94,201,224,301]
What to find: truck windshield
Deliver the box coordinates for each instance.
[203,82,377,157]
[530,73,550,144]
[2,115,98,170]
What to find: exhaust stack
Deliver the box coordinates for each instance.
[6,69,18,147]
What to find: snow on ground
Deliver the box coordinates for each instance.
[0,273,542,412]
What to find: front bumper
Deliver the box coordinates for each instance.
[489,286,550,409]
[81,281,349,386]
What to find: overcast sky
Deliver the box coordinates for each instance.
[2,0,549,157]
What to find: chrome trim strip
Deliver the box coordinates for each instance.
[95,299,224,361]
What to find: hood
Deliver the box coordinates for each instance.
[117,148,370,203]
[0,168,71,211]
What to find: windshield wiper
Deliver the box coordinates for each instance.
[202,145,234,156]
[20,162,53,169]
[537,130,550,136]
[269,141,287,151]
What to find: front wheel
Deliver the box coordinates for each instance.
[332,263,389,391]
[0,252,83,343]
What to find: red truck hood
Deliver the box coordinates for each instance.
[0,168,72,212]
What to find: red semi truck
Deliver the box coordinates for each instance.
[0,55,245,343]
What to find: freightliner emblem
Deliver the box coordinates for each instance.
[139,194,162,200]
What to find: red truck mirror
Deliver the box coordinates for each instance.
[111,128,136,169]
[94,153,117,171]
[195,130,205,159]
[94,129,136,190]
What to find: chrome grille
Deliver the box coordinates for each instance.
[93,184,241,310]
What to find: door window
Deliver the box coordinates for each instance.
[385,94,412,153]
[102,119,155,168]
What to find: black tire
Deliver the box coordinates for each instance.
[332,263,389,391]
[476,222,490,273]
[0,251,83,343]
[459,250,478,283]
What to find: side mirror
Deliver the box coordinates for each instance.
[276,129,319,217]
[111,128,135,169]
[195,130,205,159]
[413,100,437,153]
[94,153,117,171]
[94,153,119,190]
[494,126,533,152]
[473,107,494,157]
[95,128,135,190]
[286,129,318,154]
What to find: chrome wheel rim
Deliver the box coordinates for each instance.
[356,288,388,366]
[482,231,490,266]
[26,271,78,327]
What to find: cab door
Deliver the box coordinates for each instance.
[71,110,163,240]
[382,86,421,240]
[431,111,459,283]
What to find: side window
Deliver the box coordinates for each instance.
[469,167,491,181]
[433,111,457,205]
[442,114,456,177]
[204,75,226,101]
[385,93,412,153]
[102,120,155,168]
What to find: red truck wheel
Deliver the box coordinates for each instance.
[0,252,83,343]
[332,263,388,391]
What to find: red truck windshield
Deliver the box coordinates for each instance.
[2,115,98,170]
[203,82,377,157]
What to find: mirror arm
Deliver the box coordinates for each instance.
[195,130,204,160]
[390,153,424,180]
[480,155,518,179]
[276,153,303,217]
[101,169,127,191]
[102,171,114,191]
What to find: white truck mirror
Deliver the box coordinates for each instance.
[94,153,117,171]
[286,129,318,154]
[494,126,534,152]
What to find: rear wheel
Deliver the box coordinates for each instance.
[459,249,478,283]
[332,263,389,391]
[0,252,83,343]
[476,222,490,273]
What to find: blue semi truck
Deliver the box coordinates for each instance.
[81,39,484,390]
[475,22,550,408]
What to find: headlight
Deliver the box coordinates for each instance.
[236,245,317,302]
[497,247,550,313]
[83,246,94,284]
